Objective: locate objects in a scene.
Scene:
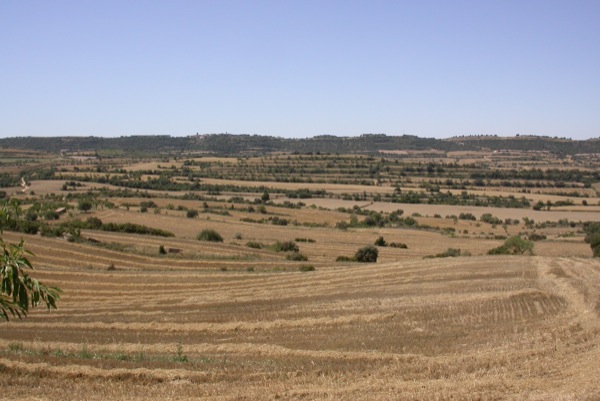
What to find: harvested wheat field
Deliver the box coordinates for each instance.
[2,148,600,400]
[0,254,598,400]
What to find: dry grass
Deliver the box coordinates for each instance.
[0,255,598,400]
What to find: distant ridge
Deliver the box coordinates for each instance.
[0,134,598,156]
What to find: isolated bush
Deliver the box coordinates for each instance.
[245,241,263,249]
[336,255,355,262]
[481,213,502,225]
[354,245,378,263]
[389,242,408,249]
[159,245,166,255]
[85,217,103,229]
[374,236,387,247]
[528,232,547,241]
[459,213,476,221]
[286,252,308,261]
[583,222,600,257]
[140,201,157,209]
[402,216,417,227]
[197,229,223,242]
[186,209,198,218]
[362,213,382,227]
[295,238,315,243]
[298,265,315,272]
[335,221,350,230]
[77,199,93,213]
[426,248,465,258]
[587,234,600,257]
[273,241,299,252]
[488,236,534,255]
[270,216,288,226]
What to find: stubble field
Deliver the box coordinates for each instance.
[0,149,599,400]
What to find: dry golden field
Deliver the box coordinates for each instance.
[0,255,598,400]
[1,151,600,400]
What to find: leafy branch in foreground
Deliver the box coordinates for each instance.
[1,201,61,321]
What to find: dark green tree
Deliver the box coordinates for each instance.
[583,222,600,257]
[354,245,379,263]
[197,229,224,242]
[374,236,387,247]
[78,199,93,213]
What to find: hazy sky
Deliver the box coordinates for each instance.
[1,1,599,139]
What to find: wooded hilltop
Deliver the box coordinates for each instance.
[1,134,598,156]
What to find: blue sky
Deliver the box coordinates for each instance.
[1,1,598,139]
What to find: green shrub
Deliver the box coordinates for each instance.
[459,213,476,221]
[583,222,600,257]
[481,213,502,225]
[295,238,316,243]
[270,216,288,226]
[85,217,103,229]
[172,343,188,363]
[335,221,350,230]
[425,248,465,258]
[374,236,387,247]
[336,255,355,262]
[8,342,24,352]
[402,216,417,227]
[43,210,60,220]
[488,236,534,255]
[389,242,408,249]
[354,245,378,263]
[286,252,308,261]
[272,241,299,252]
[245,241,263,249]
[528,233,547,241]
[24,209,38,222]
[197,229,224,242]
[298,265,315,272]
[186,209,199,218]
[101,222,174,237]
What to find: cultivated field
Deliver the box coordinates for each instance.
[0,148,599,400]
